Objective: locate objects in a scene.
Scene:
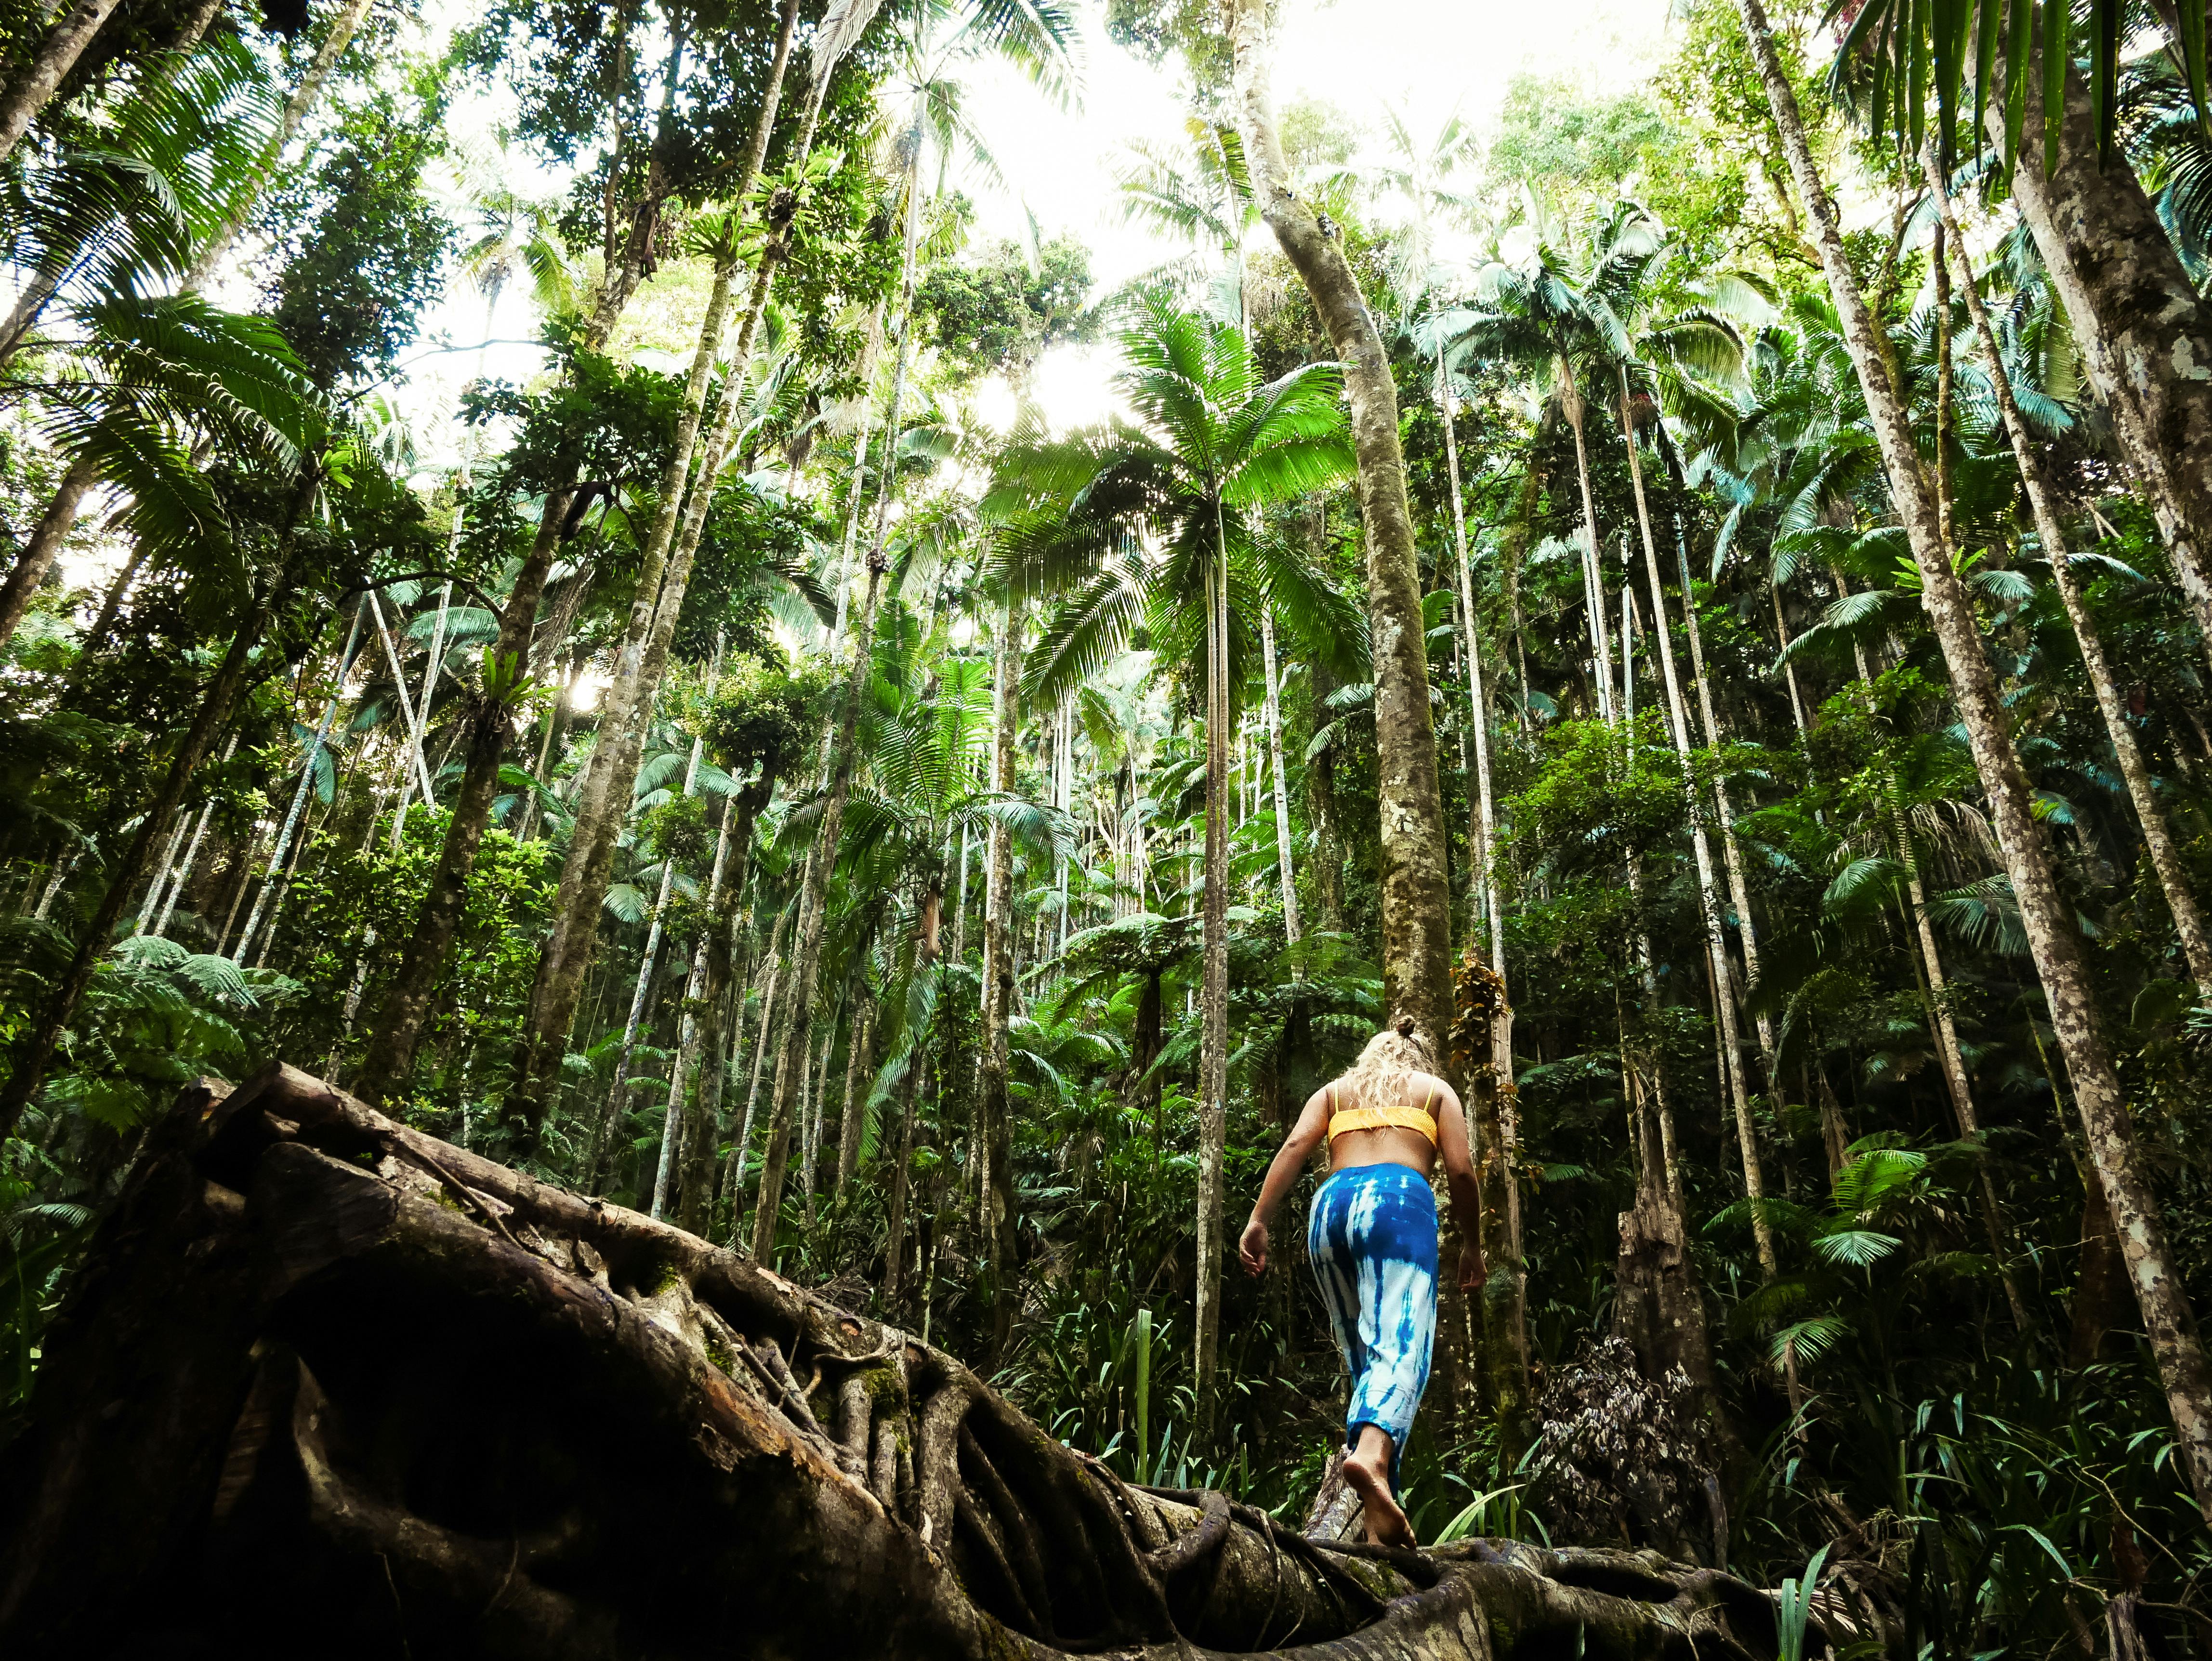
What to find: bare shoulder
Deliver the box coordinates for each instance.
[1413,1071,1463,1117]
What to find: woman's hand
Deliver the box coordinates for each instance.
[1459,1242,1486,1291]
[1239,1216,1269,1276]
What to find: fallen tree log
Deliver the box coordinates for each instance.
[0,1065,1860,1658]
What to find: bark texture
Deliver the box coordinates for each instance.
[1994,48,2212,675]
[1923,149,2212,997]
[1225,0,1452,1053]
[1734,0,2212,1517]
[0,453,96,648]
[0,0,127,170]
[0,1066,1844,1660]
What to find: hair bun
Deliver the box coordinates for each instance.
[1396,1016,1416,1039]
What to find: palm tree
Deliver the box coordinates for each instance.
[1448,203,1643,722]
[985,291,1354,1412]
[1730,0,2212,1517]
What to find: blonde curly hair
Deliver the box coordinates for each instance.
[1335,1016,1441,1111]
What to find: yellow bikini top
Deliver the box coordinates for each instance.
[1324,1083,1439,1145]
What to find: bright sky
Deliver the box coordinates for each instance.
[397,0,1677,455]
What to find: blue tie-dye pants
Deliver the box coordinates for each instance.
[1307,1162,1438,1485]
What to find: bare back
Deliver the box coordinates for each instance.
[1315,1069,1462,1179]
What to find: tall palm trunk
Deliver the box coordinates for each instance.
[1619,378,1777,1276]
[836,1002,874,1188]
[977,599,1022,1348]
[1437,342,1529,1423]
[1194,520,1232,1419]
[1924,150,2212,996]
[724,900,791,1227]
[748,103,927,1258]
[1672,516,1782,1079]
[1259,610,1300,945]
[1560,371,1616,722]
[1736,0,2212,1516]
[1226,0,1452,1055]
[505,251,748,1125]
[1991,49,2212,676]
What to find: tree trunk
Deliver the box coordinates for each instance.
[508,251,748,1128]
[1614,1057,1718,1412]
[356,498,566,1107]
[836,1002,874,1189]
[1225,0,1452,1055]
[1924,148,2212,997]
[675,779,771,1230]
[750,567,885,1259]
[1194,534,1231,1421]
[653,796,729,1221]
[750,113,929,1257]
[0,453,96,647]
[1620,382,1777,1279]
[1736,0,2212,1517]
[977,600,1022,1348]
[1992,46,2212,678]
[0,1063,1839,1659]
[1561,379,1617,723]
[0,0,128,170]
[1259,612,1300,948]
[725,901,792,1230]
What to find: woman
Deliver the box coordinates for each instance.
[1238,1017,1483,1547]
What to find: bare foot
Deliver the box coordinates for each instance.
[1341,1443,1414,1547]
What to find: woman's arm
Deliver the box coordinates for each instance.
[1238,1089,1331,1276]
[1434,1084,1488,1290]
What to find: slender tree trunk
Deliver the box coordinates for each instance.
[1439,343,1528,1426]
[675,778,770,1228]
[1924,149,2212,996]
[725,902,791,1231]
[356,498,565,1106]
[1226,0,1452,1055]
[750,109,926,1255]
[0,0,129,170]
[1673,518,1781,1080]
[751,562,887,1258]
[1194,530,1231,1421]
[511,251,746,1122]
[1992,48,2212,676]
[1738,0,2212,1516]
[836,1002,874,1189]
[1560,382,1615,723]
[651,775,722,1223]
[882,1014,927,1307]
[977,600,1021,1347]
[1620,380,1777,1276]
[0,455,96,647]
[1259,610,1300,945]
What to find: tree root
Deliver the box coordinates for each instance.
[0,1064,1879,1659]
